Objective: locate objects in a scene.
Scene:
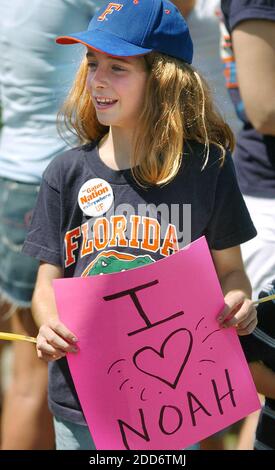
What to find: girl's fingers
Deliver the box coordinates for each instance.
[37,339,66,356]
[37,350,65,362]
[236,308,257,330]
[237,317,258,336]
[223,300,255,327]
[48,320,78,344]
[39,325,78,353]
[36,322,79,364]
[218,291,246,324]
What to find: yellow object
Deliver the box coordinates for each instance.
[0,332,36,344]
[252,293,275,306]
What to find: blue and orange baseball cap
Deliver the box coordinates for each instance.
[56,0,193,64]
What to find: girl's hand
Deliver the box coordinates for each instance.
[217,290,258,336]
[36,319,78,362]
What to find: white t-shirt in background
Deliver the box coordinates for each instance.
[0,0,105,183]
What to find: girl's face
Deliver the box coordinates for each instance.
[86,49,148,130]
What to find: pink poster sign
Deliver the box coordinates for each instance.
[53,236,260,450]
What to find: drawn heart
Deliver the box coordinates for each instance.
[133,328,193,389]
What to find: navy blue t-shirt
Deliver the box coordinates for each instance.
[23,140,256,425]
[221,0,275,197]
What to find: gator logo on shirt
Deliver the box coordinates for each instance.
[82,250,154,277]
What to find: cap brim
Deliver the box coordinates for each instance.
[56,29,152,58]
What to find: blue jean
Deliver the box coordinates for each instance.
[54,416,96,450]
[53,416,200,450]
[0,176,40,308]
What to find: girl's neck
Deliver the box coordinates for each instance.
[98,127,134,171]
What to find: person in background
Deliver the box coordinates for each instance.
[240,282,275,450]
[0,0,105,449]
[188,0,240,136]
[220,0,275,298]
[220,0,275,450]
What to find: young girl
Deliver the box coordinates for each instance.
[23,0,257,450]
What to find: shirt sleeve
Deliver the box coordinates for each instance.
[222,0,275,32]
[22,176,62,267]
[205,152,257,250]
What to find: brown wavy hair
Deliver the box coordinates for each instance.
[58,52,235,186]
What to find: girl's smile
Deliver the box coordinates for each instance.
[93,96,118,110]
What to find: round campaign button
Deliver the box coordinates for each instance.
[78,178,114,217]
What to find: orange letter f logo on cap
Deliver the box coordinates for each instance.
[98,3,123,22]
